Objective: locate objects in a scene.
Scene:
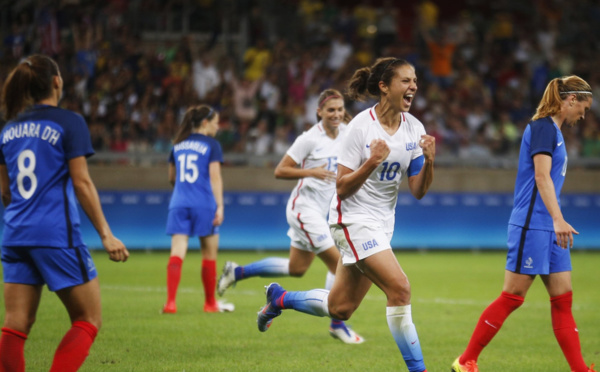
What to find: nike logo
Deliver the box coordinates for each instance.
[315,147,324,152]
[411,340,417,345]
[557,141,563,147]
[484,320,498,329]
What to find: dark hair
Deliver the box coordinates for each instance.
[316,88,353,123]
[173,105,216,144]
[1,54,60,121]
[532,76,592,121]
[346,57,412,102]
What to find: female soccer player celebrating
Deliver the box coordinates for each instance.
[218,89,364,343]
[0,54,129,371]
[162,105,233,314]
[255,57,435,372]
[452,76,596,372]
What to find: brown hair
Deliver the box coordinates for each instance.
[532,76,592,121]
[316,88,352,123]
[1,55,60,121]
[346,57,413,102]
[173,105,216,144]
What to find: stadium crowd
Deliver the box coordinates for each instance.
[2,0,600,163]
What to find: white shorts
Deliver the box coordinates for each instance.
[330,222,393,265]
[286,208,334,254]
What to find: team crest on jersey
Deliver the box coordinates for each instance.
[524,257,533,269]
[406,142,418,151]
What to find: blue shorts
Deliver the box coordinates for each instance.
[505,224,572,275]
[166,207,219,237]
[1,245,97,292]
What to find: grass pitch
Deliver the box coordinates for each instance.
[3,250,599,371]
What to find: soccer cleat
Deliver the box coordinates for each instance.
[451,356,479,372]
[217,261,239,296]
[576,363,596,372]
[329,323,365,344]
[204,300,235,313]
[161,302,177,314]
[256,282,286,332]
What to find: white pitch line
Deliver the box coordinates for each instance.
[100,284,582,310]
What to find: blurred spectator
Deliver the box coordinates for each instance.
[1,0,598,164]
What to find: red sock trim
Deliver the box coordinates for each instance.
[500,291,525,303]
[72,321,98,340]
[1,327,27,340]
[278,291,287,309]
[550,291,572,303]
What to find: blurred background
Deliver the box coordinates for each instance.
[0,0,598,250]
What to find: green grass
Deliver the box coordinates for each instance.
[3,250,599,371]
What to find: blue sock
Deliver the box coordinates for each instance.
[280,289,330,317]
[387,305,426,372]
[235,257,290,281]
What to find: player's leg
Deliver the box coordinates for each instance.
[200,233,220,312]
[358,250,426,372]
[0,283,42,372]
[218,220,316,296]
[163,234,189,313]
[456,270,531,368]
[543,267,591,372]
[257,259,372,332]
[317,247,365,344]
[50,278,102,372]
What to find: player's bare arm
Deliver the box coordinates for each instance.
[408,134,435,200]
[275,154,335,182]
[337,138,390,200]
[0,165,11,207]
[533,154,578,249]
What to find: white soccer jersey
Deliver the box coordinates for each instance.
[329,105,426,229]
[286,121,347,217]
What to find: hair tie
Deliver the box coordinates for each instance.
[22,60,32,67]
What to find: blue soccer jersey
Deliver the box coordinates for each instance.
[168,133,223,210]
[509,117,567,231]
[0,105,94,247]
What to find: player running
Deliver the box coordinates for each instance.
[254,58,435,372]
[218,89,364,344]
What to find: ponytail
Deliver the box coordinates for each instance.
[346,57,412,102]
[532,76,592,121]
[173,105,216,144]
[1,55,60,121]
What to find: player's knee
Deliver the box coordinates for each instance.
[288,267,307,277]
[328,303,356,321]
[385,282,411,305]
[4,313,36,334]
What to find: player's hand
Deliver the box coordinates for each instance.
[311,164,336,182]
[213,206,224,226]
[419,134,436,161]
[103,235,129,262]
[368,139,390,165]
[554,219,579,249]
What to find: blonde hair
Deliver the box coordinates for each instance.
[532,76,592,121]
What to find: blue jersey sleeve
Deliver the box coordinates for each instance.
[168,148,175,164]
[529,120,556,158]
[407,155,424,177]
[64,113,94,159]
[209,138,224,163]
